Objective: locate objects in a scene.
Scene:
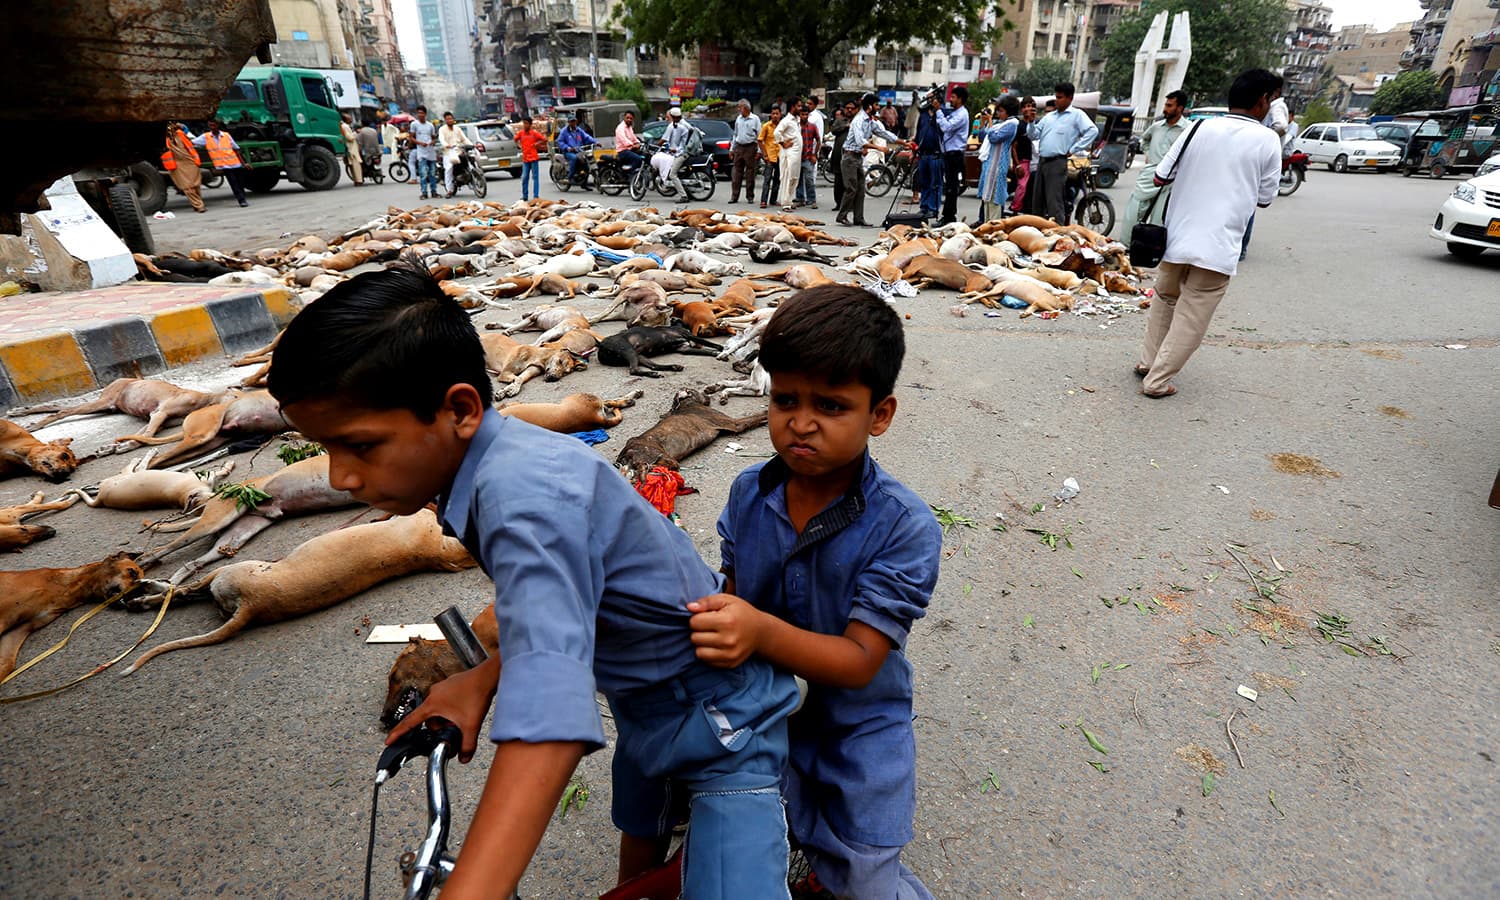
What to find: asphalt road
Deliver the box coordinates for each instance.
[2,161,1497,898]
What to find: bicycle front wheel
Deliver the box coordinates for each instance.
[865,165,893,197]
[629,167,648,201]
[388,161,410,183]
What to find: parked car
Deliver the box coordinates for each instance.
[639,118,734,179]
[457,120,542,178]
[1293,122,1401,173]
[1477,154,1500,178]
[1372,120,1416,150]
[1429,168,1500,258]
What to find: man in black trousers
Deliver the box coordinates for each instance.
[935,85,970,225]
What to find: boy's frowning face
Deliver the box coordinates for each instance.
[767,371,895,480]
[281,394,480,516]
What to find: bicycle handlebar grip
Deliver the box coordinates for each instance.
[434,607,489,671]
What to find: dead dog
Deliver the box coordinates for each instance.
[596,325,724,377]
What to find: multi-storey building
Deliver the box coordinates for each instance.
[358,0,414,107]
[417,0,477,91]
[990,0,1141,93]
[1329,22,1415,80]
[1402,0,1495,96]
[266,0,360,69]
[1448,0,1500,105]
[1281,0,1333,109]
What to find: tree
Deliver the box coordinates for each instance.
[1013,58,1074,98]
[604,76,651,119]
[1299,98,1336,127]
[616,0,1006,91]
[965,78,1008,114]
[1099,0,1290,104]
[1369,70,1442,117]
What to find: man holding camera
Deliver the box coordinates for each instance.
[933,85,970,226]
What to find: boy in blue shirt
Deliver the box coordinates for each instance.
[266,266,799,899]
[687,285,943,899]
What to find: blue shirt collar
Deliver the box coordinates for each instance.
[439,407,506,544]
[756,452,875,555]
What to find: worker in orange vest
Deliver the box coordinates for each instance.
[162,122,206,213]
[192,120,250,207]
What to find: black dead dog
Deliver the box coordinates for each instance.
[596,325,724,377]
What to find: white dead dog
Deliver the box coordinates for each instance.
[65,453,235,511]
[663,249,744,278]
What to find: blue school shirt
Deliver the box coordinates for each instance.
[440,409,722,751]
[718,454,942,846]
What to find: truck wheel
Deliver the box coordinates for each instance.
[106,183,155,255]
[246,168,281,193]
[130,163,169,214]
[299,145,341,191]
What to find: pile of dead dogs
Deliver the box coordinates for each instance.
[2,197,1145,710]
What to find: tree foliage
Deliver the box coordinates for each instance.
[616,0,1003,89]
[965,78,1008,113]
[1099,0,1290,104]
[1369,70,1442,117]
[1012,58,1074,98]
[604,76,651,119]
[1299,98,1335,127]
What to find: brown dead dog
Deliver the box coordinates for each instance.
[15,378,240,438]
[382,605,500,727]
[498,390,643,432]
[123,508,474,674]
[628,268,718,295]
[115,391,286,469]
[900,256,993,294]
[138,455,358,586]
[64,454,235,511]
[877,238,941,283]
[587,280,673,327]
[519,272,589,300]
[0,420,78,483]
[0,553,144,681]
[231,334,282,388]
[672,300,735,338]
[615,389,768,480]
[712,279,787,316]
[0,492,76,552]
[761,264,836,290]
[479,333,587,398]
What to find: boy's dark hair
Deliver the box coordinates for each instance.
[1055,82,1076,98]
[1166,90,1189,107]
[998,95,1022,117]
[758,285,904,404]
[951,85,969,104]
[1228,69,1283,110]
[266,261,492,419]
[415,105,427,114]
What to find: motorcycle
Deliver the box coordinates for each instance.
[550,144,595,191]
[595,151,643,196]
[361,147,385,185]
[387,139,413,183]
[1279,150,1309,196]
[446,145,487,198]
[629,147,716,202]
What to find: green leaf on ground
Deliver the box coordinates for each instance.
[1022,615,1035,628]
[1269,789,1285,818]
[1071,566,1085,579]
[931,505,979,534]
[1202,772,1216,797]
[1088,760,1110,773]
[1079,725,1109,755]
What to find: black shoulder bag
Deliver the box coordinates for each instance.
[1130,120,1202,268]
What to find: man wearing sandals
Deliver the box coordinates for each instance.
[1135,70,1282,399]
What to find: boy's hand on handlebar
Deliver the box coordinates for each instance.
[687,593,766,668]
[384,654,500,763]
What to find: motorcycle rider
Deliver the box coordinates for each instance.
[1124,90,1189,229]
[438,111,472,197]
[614,110,644,175]
[558,114,598,187]
[650,106,694,196]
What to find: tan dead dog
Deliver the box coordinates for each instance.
[0,493,75,552]
[0,420,79,483]
[711,279,787,317]
[115,391,285,469]
[587,280,673,327]
[1,553,144,681]
[230,334,281,388]
[479,332,588,398]
[123,508,474,674]
[139,455,358,585]
[900,255,993,294]
[760,264,837,290]
[498,390,643,433]
[15,378,240,438]
[671,300,734,338]
[64,453,235,511]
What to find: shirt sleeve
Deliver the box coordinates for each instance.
[191,134,207,147]
[989,119,1017,144]
[937,108,967,143]
[475,492,607,751]
[716,480,742,576]
[1257,137,1281,207]
[1070,113,1099,155]
[848,507,942,650]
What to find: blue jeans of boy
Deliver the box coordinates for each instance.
[609,660,799,899]
[520,160,539,200]
[797,159,817,204]
[415,157,438,197]
[917,155,944,219]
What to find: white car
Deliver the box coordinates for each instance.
[1293,122,1401,173]
[1430,169,1500,258]
[1477,154,1500,178]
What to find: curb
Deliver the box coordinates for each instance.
[0,286,298,410]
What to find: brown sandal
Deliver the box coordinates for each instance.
[1142,385,1177,399]
[1133,365,1150,378]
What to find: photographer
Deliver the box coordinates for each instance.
[913,88,944,221]
[935,85,970,225]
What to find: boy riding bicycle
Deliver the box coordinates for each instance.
[266,266,799,899]
[688,285,943,899]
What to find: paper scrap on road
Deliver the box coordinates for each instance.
[1237,684,1259,702]
[366,624,445,643]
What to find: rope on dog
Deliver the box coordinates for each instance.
[0,585,176,703]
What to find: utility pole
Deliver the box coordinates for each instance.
[589,0,600,96]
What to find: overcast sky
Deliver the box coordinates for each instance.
[388,0,1429,76]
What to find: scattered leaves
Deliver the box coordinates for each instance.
[213,481,272,511]
[276,440,326,465]
[1087,760,1110,774]
[980,770,1002,793]
[558,780,590,818]
[1078,722,1109,755]
[931,505,979,534]
[1025,525,1073,551]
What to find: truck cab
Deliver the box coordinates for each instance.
[215,66,346,193]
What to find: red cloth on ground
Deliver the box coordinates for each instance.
[633,466,695,516]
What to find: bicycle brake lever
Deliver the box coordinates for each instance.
[376,720,463,784]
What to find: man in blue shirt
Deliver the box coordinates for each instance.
[1032,81,1099,223]
[913,94,945,221]
[267,265,799,900]
[557,115,597,187]
[935,84,971,225]
[837,92,905,227]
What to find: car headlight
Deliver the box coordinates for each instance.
[1452,183,1477,204]
[1478,158,1500,177]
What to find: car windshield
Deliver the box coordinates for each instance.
[476,125,511,142]
[1343,126,1379,141]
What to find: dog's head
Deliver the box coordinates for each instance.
[542,351,586,381]
[27,437,77,483]
[381,637,464,730]
[0,523,56,553]
[98,552,146,599]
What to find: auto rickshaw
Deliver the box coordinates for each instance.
[1089,105,1136,188]
[1396,103,1500,178]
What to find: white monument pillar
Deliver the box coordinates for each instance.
[1131,11,1192,128]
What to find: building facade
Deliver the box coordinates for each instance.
[989,0,1141,94]
[1402,0,1496,97]
[267,0,360,69]
[1448,1,1500,106]
[1329,22,1415,80]
[1281,0,1333,110]
[417,0,478,90]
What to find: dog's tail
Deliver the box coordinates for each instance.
[123,604,253,674]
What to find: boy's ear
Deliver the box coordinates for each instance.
[868,394,897,438]
[444,383,486,438]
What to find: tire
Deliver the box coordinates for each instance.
[1074,192,1115,236]
[1332,154,1348,173]
[1446,241,1485,258]
[1277,167,1303,197]
[469,169,487,198]
[106,182,155,255]
[864,165,893,197]
[130,163,169,214]
[551,157,571,191]
[821,155,837,184]
[1429,164,1446,179]
[299,145,340,191]
[684,165,715,201]
[1402,166,1414,178]
[388,160,411,183]
[629,166,648,201]
[245,167,281,193]
[1095,168,1118,189]
[203,169,223,189]
[597,163,627,196]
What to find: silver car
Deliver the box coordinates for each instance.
[458,120,545,178]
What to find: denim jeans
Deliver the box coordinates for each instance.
[760,160,780,205]
[520,160,539,200]
[415,157,437,196]
[608,660,799,900]
[917,155,944,219]
[797,158,817,203]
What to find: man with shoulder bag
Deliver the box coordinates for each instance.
[1133,69,1282,400]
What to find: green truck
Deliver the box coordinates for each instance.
[214,65,347,193]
